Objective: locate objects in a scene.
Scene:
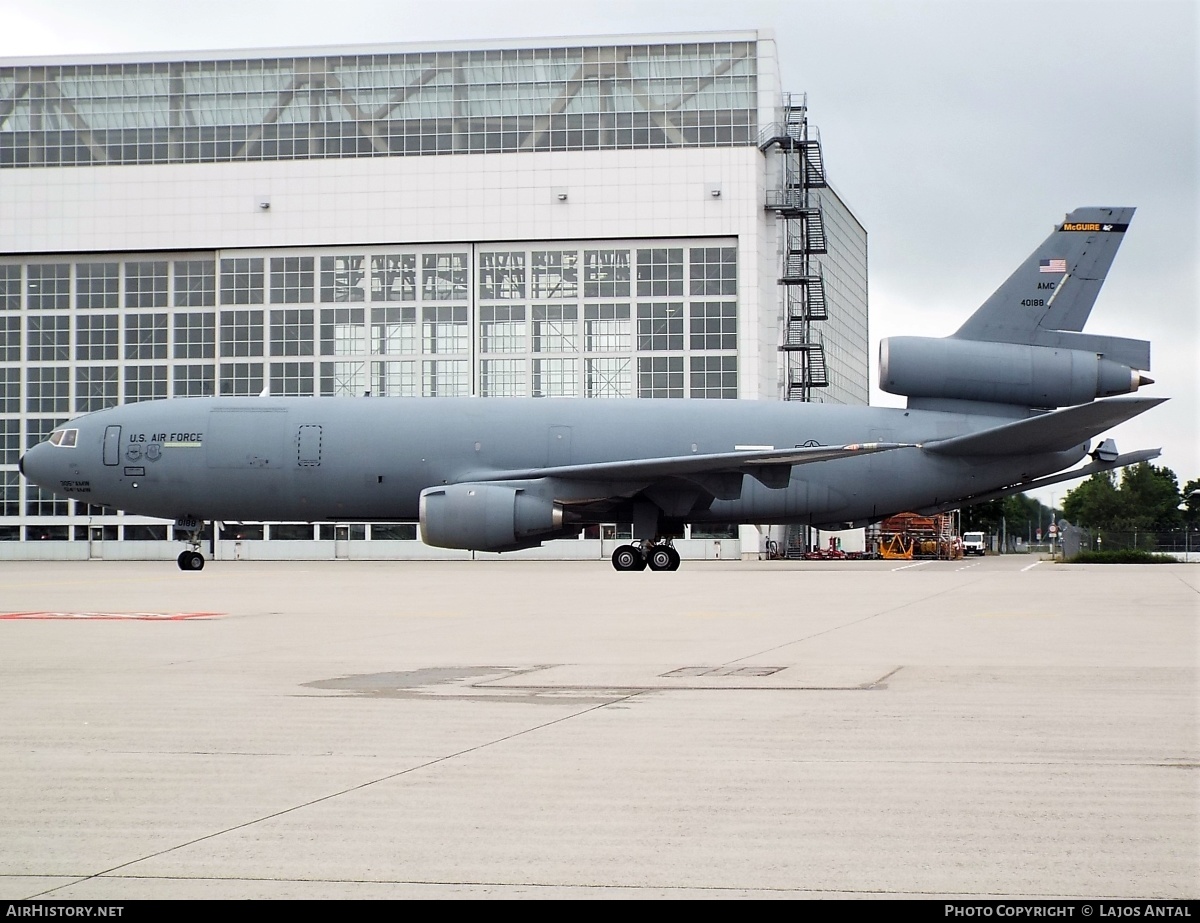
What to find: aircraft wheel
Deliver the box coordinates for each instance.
[611,545,645,572]
[666,547,681,571]
[178,550,205,571]
[647,545,674,571]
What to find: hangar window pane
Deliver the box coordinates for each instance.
[0,470,17,517]
[690,301,737,350]
[637,302,683,351]
[76,314,119,361]
[174,260,217,307]
[689,247,737,295]
[320,360,364,396]
[0,369,18,412]
[479,305,525,353]
[584,304,630,352]
[26,367,70,413]
[0,316,18,361]
[174,312,215,359]
[637,356,683,398]
[531,305,577,353]
[690,355,738,399]
[218,362,264,396]
[421,253,469,301]
[422,306,468,354]
[76,263,119,309]
[219,310,264,357]
[27,315,70,361]
[27,264,70,310]
[479,358,526,397]
[321,307,365,355]
[371,360,417,397]
[585,357,632,398]
[269,308,314,356]
[583,250,630,298]
[531,357,577,398]
[269,256,314,303]
[125,312,168,359]
[125,261,169,308]
[636,248,683,297]
[421,360,468,396]
[124,365,167,403]
[174,364,215,397]
[323,255,368,303]
[369,255,415,302]
[479,252,525,300]
[220,258,264,305]
[0,420,17,465]
[269,361,314,396]
[0,266,20,310]
[76,366,119,412]
[531,251,578,299]
[371,307,417,355]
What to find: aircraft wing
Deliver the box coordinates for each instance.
[472,442,915,487]
[923,397,1166,457]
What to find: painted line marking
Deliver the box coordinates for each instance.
[1021,561,1043,572]
[891,561,931,572]
[0,611,226,621]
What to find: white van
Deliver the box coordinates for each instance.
[962,532,987,556]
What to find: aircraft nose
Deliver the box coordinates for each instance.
[19,442,56,489]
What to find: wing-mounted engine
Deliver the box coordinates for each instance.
[879,336,1152,409]
[419,482,569,552]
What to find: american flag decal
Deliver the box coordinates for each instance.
[1039,258,1067,273]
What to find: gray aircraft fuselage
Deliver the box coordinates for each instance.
[21,395,1083,529]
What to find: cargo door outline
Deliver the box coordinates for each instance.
[103,425,121,466]
[297,425,322,467]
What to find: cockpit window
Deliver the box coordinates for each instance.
[48,429,78,448]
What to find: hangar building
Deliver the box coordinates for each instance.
[0,30,868,559]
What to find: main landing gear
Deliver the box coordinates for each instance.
[611,540,680,572]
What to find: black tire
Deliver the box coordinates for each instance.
[612,545,641,571]
[185,551,205,571]
[666,547,681,571]
[176,551,191,570]
[647,545,674,571]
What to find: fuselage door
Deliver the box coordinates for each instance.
[103,425,121,466]
[297,425,322,467]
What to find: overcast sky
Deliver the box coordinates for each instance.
[2,0,1196,499]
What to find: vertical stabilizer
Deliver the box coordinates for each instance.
[954,207,1135,343]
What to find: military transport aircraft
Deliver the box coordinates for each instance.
[20,207,1163,571]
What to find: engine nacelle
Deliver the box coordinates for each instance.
[879,336,1150,408]
[419,482,564,551]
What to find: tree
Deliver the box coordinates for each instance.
[1062,471,1123,529]
[1118,463,1183,530]
[1062,463,1185,531]
[1182,478,1200,530]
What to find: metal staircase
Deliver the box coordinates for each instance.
[762,92,829,403]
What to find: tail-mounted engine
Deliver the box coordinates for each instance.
[879,336,1152,408]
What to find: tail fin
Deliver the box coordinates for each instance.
[953,207,1148,369]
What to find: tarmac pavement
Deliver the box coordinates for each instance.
[0,556,1196,899]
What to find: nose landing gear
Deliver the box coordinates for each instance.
[175,519,207,571]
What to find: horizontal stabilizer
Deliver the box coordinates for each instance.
[923,397,1166,457]
[475,442,915,485]
[917,448,1162,513]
